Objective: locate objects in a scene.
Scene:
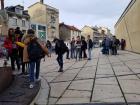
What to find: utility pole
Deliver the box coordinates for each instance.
[40,0,44,4]
[1,0,4,10]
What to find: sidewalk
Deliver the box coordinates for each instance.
[40,48,140,105]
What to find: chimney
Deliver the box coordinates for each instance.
[40,0,43,4]
[1,0,4,10]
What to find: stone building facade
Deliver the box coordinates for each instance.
[115,0,140,53]
[0,5,30,35]
[28,1,59,41]
[59,23,81,41]
[81,25,112,45]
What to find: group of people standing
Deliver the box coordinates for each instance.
[4,27,49,89]
[67,35,93,61]
[53,35,93,72]
[3,27,126,89]
[102,36,126,55]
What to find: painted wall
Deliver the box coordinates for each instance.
[28,2,59,41]
[81,26,94,40]
[115,0,140,53]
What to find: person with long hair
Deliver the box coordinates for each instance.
[4,28,20,71]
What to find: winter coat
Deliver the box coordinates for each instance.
[81,40,87,50]
[23,35,49,63]
[4,36,18,57]
[23,36,30,63]
[55,39,67,55]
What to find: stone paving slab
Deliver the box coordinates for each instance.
[50,82,70,97]
[39,49,140,105]
[56,97,89,104]
[95,77,118,85]
[62,90,91,98]
[52,73,77,82]
[68,80,93,91]
[48,97,58,105]
[92,85,124,103]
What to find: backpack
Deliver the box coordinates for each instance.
[27,40,45,61]
[59,40,68,54]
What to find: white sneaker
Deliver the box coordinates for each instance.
[29,84,34,89]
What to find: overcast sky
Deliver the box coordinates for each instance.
[5,0,131,33]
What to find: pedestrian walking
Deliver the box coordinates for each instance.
[46,40,52,57]
[87,35,93,60]
[54,38,67,72]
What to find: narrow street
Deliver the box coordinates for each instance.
[40,48,140,105]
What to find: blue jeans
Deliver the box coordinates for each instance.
[88,48,92,59]
[76,48,81,60]
[105,46,109,55]
[29,59,41,82]
[71,48,75,58]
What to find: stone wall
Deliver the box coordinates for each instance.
[115,0,140,53]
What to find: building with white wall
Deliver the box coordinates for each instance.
[0,5,30,35]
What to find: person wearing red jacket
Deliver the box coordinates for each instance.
[4,28,20,71]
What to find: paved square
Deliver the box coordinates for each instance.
[40,48,140,105]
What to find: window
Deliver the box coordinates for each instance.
[22,20,25,27]
[31,24,36,31]
[73,31,74,35]
[38,25,46,31]
[12,18,17,26]
[15,8,22,15]
[51,16,55,23]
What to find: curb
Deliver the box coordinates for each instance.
[30,76,50,105]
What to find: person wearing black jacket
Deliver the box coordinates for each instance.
[54,38,67,72]
[87,35,93,60]
[81,37,87,59]
[15,27,24,74]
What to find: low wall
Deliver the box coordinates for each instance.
[0,66,13,93]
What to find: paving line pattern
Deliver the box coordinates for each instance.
[40,49,140,105]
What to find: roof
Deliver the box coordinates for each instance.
[5,5,30,17]
[59,23,81,32]
[28,2,59,13]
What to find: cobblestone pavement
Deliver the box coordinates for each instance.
[40,48,140,105]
